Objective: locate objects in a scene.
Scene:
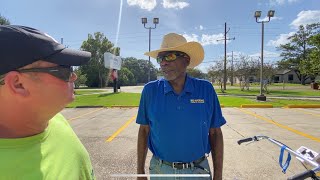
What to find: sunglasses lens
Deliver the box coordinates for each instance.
[49,66,72,82]
[157,53,178,64]
[165,53,177,61]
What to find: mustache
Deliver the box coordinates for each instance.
[161,67,172,71]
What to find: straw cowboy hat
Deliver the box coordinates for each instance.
[144,33,204,68]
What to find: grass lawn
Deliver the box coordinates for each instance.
[67,92,320,108]
[223,83,311,87]
[68,92,141,107]
[215,88,320,97]
[74,90,106,95]
[218,96,320,107]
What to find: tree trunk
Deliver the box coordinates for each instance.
[301,74,306,85]
[98,70,102,88]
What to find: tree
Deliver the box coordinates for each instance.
[303,33,320,78]
[207,60,224,92]
[263,63,277,83]
[0,14,10,25]
[118,67,136,86]
[277,23,320,84]
[74,68,87,89]
[187,68,206,79]
[121,57,157,84]
[80,32,120,87]
[234,55,259,91]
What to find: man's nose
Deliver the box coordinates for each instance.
[160,60,169,66]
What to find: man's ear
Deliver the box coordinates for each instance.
[184,58,190,67]
[4,72,30,97]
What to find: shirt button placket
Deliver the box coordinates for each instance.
[177,96,183,110]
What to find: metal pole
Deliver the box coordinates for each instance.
[231,51,234,86]
[260,22,264,96]
[148,28,151,82]
[224,22,227,90]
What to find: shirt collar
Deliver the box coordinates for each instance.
[163,74,194,95]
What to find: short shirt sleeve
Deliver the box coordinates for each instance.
[210,86,226,128]
[136,86,149,125]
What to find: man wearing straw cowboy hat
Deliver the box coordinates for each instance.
[136,33,226,180]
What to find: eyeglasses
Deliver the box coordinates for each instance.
[17,65,74,82]
[156,51,189,64]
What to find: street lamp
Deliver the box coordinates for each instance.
[254,10,275,101]
[142,17,159,82]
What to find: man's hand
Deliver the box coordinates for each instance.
[209,128,224,180]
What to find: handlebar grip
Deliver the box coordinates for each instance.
[237,137,253,145]
[287,170,315,180]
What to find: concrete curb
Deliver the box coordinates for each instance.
[110,105,139,108]
[240,104,273,108]
[75,106,104,108]
[284,104,320,108]
[66,104,320,108]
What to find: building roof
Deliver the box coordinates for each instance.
[275,69,292,75]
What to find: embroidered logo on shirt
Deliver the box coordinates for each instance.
[190,99,205,103]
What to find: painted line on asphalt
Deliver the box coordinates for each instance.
[236,108,320,142]
[292,108,320,117]
[106,115,137,142]
[68,108,104,122]
[240,104,273,108]
[285,104,320,108]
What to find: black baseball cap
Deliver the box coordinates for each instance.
[0,25,91,75]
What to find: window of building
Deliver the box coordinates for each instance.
[288,74,293,81]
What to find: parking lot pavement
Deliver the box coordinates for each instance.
[61,108,320,180]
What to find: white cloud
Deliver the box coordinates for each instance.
[127,0,156,11]
[288,0,299,3]
[269,0,299,5]
[127,0,189,11]
[201,34,225,46]
[182,33,225,46]
[182,33,199,42]
[195,25,204,30]
[290,10,320,29]
[270,0,285,5]
[162,0,189,9]
[267,32,295,47]
[259,16,282,22]
[267,10,320,48]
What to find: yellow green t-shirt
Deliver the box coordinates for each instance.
[0,113,95,180]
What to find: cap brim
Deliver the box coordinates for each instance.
[46,48,91,66]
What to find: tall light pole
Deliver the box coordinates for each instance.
[254,10,275,101]
[142,17,159,82]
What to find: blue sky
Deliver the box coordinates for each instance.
[1,0,319,72]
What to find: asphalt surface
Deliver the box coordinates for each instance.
[61,107,320,180]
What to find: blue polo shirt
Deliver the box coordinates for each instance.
[136,75,226,162]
